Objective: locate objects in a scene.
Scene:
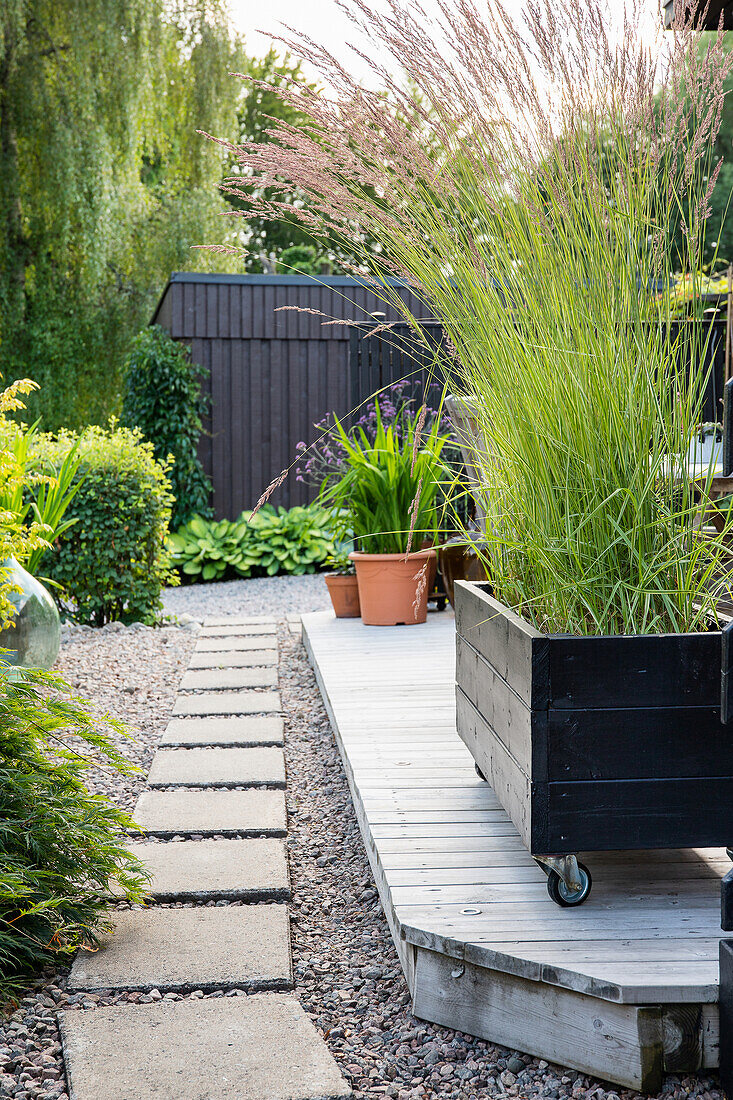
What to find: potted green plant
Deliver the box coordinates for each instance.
[323,550,361,618]
[320,403,448,625]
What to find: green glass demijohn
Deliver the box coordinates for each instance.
[0,557,60,670]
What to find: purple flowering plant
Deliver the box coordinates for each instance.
[295,380,451,490]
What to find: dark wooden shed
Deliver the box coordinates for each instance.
[151,273,436,518]
[663,0,733,27]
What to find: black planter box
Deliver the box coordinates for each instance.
[454,580,733,855]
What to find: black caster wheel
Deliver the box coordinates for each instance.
[546,862,592,907]
[475,763,487,781]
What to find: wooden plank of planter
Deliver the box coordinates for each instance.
[454,581,549,708]
[548,633,720,710]
[547,705,728,780]
[455,635,534,774]
[411,946,664,1090]
[456,688,535,851]
[546,776,733,851]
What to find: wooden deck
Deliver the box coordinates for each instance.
[302,608,727,1092]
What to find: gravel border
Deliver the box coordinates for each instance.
[161,574,331,622]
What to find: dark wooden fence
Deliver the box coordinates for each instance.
[152,273,437,518]
[152,274,729,519]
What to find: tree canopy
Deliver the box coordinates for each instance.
[0,0,245,428]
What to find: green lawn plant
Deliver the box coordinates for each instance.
[221,0,733,636]
[318,401,448,555]
[170,503,337,582]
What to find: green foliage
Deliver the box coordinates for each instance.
[319,403,448,555]
[0,418,83,576]
[0,1,246,429]
[121,326,212,528]
[170,505,337,582]
[277,245,328,275]
[0,664,148,994]
[35,424,177,625]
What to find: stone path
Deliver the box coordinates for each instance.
[61,616,351,1100]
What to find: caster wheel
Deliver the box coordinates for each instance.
[475,763,487,781]
[546,862,592,907]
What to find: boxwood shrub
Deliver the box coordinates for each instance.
[35,424,177,625]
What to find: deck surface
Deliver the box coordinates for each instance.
[303,608,727,1082]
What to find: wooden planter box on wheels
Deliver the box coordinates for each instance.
[454,579,733,906]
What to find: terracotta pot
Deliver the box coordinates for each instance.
[349,548,436,626]
[324,573,361,618]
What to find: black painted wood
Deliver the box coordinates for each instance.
[454,581,733,856]
[722,620,733,724]
[664,0,733,29]
[720,940,733,1097]
[722,868,733,932]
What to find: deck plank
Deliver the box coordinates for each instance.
[302,608,726,1082]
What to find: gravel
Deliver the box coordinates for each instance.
[161,573,330,622]
[0,581,725,1100]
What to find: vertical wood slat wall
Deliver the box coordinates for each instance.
[152,273,436,518]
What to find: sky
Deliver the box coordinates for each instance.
[229,0,662,84]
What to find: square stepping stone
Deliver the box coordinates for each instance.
[123,838,289,901]
[147,747,285,788]
[173,690,281,716]
[160,716,284,747]
[180,667,278,691]
[200,622,277,638]
[188,650,277,670]
[133,788,287,837]
[204,615,277,627]
[196,636,278,652]
[68,905,291,993]
[60,995,352,1100]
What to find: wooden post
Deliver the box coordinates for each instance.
[720,940,733,1097]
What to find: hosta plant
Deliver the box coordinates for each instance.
[169,504,338,582]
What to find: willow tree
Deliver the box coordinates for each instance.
[0,0,244,428]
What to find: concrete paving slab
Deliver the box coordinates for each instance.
[160,716,284,747]
[199,622,277,637]
[147,747,285,788]
[180,667,278,691]
[173,690,281,716]
[196,635,280,652]
[187,650,277,669]
[204,615,278,627]
[68,905,292,993]
[123,839,289,901]
[60,995,352,1100]
[133,788,287,837]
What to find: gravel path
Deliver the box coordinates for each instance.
[161,573,330,621]
[0,582,725,1100]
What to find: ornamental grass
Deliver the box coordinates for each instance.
[209,0,733,635]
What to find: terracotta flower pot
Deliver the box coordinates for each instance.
[349,548,436,626]
[324,573,361,618]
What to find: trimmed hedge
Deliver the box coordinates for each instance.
[35,424,177,625]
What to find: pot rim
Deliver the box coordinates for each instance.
[349,548,436,562]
